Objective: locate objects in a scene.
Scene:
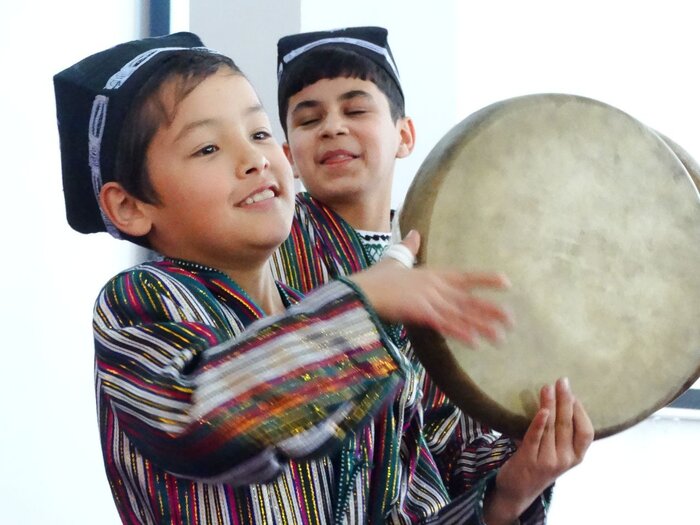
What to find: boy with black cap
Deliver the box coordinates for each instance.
[273,26,592,524]
[272,26,413,291]
[53,32,517,524]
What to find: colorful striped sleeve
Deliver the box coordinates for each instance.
[422,471,494,525]
[423,471,551,525]
[94,266,404,485]
[421,379,551,524]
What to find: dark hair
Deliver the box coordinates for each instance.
[277,46,405,135]
[113,51,240,246]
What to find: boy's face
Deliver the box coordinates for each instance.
[283,77,413,215]
[143,70,294,269]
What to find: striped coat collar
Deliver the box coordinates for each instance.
[155,257,302,327]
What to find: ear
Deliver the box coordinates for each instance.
[283,142,301,179]
[98,182,153,238]
[396,116,416,159]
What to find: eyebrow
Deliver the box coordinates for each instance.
[339,90,373,102]
[290,90,374,116]
[174,104,265,143]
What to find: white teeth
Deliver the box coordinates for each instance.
[244,188,275,205]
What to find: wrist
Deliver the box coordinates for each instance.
[346,268,393,321]
[482,480,524,525]
[484,489,520,525]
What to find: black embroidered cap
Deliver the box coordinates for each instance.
[54,32,208,236]
[277,26,403,101]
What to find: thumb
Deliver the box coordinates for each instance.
[401,229,421,256]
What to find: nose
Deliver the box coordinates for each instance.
[320,111,348,138]
[236,143,270,179]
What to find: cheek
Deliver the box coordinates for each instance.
[175,178,229,208]
[374,129,400,161]
[289,134,314,162]
[270,149,294,177]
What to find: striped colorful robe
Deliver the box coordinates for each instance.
[95,257,409,523]
[270,193,552,524]
[95,257,505,524]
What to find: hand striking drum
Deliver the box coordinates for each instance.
[400,93,700,439]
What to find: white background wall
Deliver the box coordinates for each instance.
[1,3,142,524]
[2,1,699,523]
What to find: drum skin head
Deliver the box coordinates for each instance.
[400,94,700,439]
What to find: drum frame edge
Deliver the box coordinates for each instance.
[399,95,700,440]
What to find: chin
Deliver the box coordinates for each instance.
[259,222,294,250]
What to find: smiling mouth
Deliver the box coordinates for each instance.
[320,151,359,165]
[241,188,276,206]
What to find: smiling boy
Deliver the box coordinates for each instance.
[282,75,413,232]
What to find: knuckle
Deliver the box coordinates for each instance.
[561,452,575,467]
[539,457,558,474]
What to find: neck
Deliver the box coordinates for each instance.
[327,192,392,233]
[225,263,285,316]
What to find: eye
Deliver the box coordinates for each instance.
[298,117,319,127]
[294,112,321,127]
[346,109,367,116]
[252,130,272,141]
[194,144,219,156]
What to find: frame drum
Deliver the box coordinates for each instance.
[400,94,700,439]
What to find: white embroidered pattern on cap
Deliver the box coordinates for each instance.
[88,46,212,236]
[88,94,120,237]
[278,37,400,82]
